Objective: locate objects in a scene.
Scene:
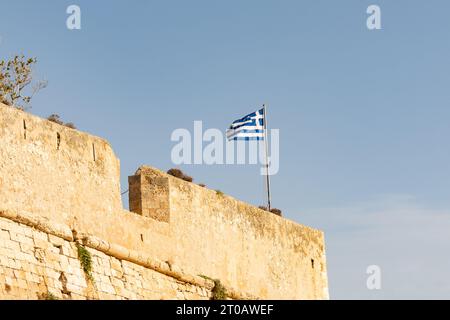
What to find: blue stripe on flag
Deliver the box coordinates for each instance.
[229,120,257,130]
[231,111,257,125]
[226,108,265,141]
[230,129,264,134]
[231,137,264,141]
[226,129,264,139]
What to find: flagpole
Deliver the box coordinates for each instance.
[263,104,272,211]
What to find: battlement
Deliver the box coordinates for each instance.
[127,166,329,299]
[0,103,329,300]
[0,103,122,219]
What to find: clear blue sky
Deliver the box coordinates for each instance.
[1,0,450,299]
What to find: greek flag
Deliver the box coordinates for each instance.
[226,108,265,141]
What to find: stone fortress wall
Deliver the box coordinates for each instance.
[0,103,329,300]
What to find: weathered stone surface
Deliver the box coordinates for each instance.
[0,216,211,300]
[130,166,329,299]
[0,104,328,300]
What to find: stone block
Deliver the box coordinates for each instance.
[45,251,60,263]
[0,218,14,231]
[33,238,50,249]
[71,293,87,300]
[0,230,10,240]
[7,241,21,253]
[48,234,65,247]
[32,230,48,242]
[0,255,9,267]
[8,258,20,270]
[16,278,28,289]
[47,245,61,254]
[59,255,69,270]
[0,247,13,259]
[20,243,34,254]
[61,243,75,257]
[22,226,33,237]
[66,283,84,295]
[68,257,80,268]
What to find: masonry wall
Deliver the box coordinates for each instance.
[129,167,329,300]
[0,104,122,237]
[0,104,171,263]
[0,104,329,300]
[0,212,212,300]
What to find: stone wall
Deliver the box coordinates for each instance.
[129,167,329,300]
[0,104,329,300]
[0,211,213,300]
[0,103,123,241]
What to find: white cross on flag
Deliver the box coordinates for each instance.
[226,108,265,141]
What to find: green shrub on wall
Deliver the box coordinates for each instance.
[211,279,227,300]
[76,243,93,281]
[199,275,228,300]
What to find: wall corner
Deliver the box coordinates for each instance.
[128,170,170,223]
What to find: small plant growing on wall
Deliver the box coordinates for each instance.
[199,275,228,300]
[0,55,47,110]
[258,206,283,217]
[47,114,64,125]
[47,114,77,129]
[211,279,227,300]
[167,168,193,183]
[38,291,58,300]
[76,242,94,281]
[65,122,76,129]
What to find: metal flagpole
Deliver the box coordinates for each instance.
[263,104,272,211]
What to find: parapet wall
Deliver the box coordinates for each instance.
[0,104,329,300]
[0,210,213,300]
[129,167,329,299]
[0,103,122,233]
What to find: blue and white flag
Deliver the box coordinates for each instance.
[226,108,265,141]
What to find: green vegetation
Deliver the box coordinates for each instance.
[0,55,47,110]
[76,243,93,281]
[199,275,227,300]
[39,291,58,300]
[211,279,227,300]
